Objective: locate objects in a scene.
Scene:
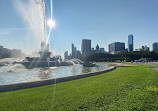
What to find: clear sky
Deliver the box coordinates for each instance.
[0,0,158,57]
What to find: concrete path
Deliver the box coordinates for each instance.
[152,68,158,72]
[110,63,139,67]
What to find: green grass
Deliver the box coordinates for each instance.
[0,65,158,111]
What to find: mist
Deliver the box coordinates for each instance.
[13,0,45,42]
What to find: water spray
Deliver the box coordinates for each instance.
[35,0,47,43]
[35,0,55,51]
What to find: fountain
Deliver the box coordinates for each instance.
[21,42,61,68]
[18,0,73,68]
[19,0,61,68]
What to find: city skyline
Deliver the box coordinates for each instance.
[0,0,158,56]
[64,38,158,59]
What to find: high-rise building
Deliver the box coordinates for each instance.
[100,48,105,53]
[91,48,95,54]
[135,48,141,51]
[96,44,100,53]
[128,34,134,52]
[81,39,91,58]
[64,51,68,60]
[141,45,150,51]
[74,47,77,57]
[76,50,82,60]
[109,42,125,54]
[72,43,75,58]
[72,43,77,58]
[153,42,158,53]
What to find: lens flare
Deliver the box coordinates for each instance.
[47,19,56,28]
[46,0,54,44]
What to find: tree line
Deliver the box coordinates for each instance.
[0,47,26,59]
[84,51,158,62]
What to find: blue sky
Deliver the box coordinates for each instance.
[0,0,158,56]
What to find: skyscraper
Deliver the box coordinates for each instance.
[128,34,134,52]
[109,42,125,54]
[64,51,68,60]
[76,50,82,60]
[72,43,77,58]
[100,48,105,53]
[96,44,100,53]
[81,39,91,58]
[153,42,158,53]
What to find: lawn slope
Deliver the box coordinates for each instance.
[0,65,158,110]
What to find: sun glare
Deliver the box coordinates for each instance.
[47,19,56,28]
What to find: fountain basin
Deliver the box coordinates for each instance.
[0,65,116,92]
[0,63,112,85]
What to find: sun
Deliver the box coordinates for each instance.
[47,19,56,28]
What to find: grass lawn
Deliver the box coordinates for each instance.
[0,65,158,110]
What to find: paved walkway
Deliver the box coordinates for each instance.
[148,62,158,72]
[152,68,158,72]
[111,63,139,67]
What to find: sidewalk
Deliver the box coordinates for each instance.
[111,63,139,67]
[152,68,158,72]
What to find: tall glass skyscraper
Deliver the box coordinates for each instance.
[81,39,91,58]
[72,43,77,58]
[128,34,134,52]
